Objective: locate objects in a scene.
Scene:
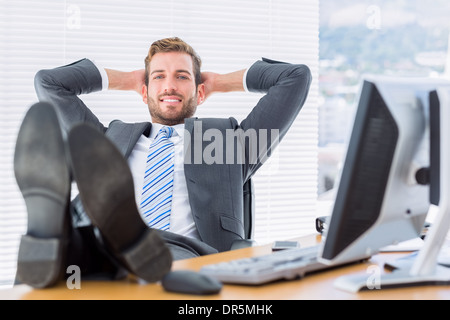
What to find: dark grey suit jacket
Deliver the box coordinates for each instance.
[34,57,311,253]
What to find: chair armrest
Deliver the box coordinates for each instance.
[230,239,257,251]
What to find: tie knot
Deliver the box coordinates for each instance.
[159,126,175,138]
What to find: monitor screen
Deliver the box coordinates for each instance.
[319,76,450,266]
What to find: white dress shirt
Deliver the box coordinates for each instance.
[127,123,201,240]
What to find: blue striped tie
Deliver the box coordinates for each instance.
[140,126,175,230]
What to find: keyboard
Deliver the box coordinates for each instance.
[199,245,327,285]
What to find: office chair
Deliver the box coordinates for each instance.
[229,179,257,250]
[243,178,255,240]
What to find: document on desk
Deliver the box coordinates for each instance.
[379,237,424,252]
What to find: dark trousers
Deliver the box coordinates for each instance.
[65,207,219,280]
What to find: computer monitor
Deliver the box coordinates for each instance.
[319,76,450,267]
[429,90,441,207]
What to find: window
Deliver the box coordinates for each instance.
[0,0,319,288]
[318,0,450,201]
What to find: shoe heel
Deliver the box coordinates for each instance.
[22,192,69,238]
[16,235,65,288]
[122,230,172,283]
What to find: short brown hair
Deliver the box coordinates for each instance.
[144,37,202,87]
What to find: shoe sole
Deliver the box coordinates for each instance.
[67,124,172,282]
[14,102,71,288]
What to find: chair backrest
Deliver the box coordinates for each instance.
[243,179,255,239]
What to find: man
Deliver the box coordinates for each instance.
[14,37,312,288]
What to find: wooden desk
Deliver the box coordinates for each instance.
[1,234,450,300]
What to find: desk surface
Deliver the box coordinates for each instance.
[1,234,450,300]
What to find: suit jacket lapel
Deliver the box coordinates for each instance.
[105,121,151,159]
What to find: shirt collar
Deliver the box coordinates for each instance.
[150,123,185,139]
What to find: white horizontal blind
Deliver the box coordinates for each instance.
[0,0,319,288]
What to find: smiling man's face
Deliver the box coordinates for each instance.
[143,51,205,126]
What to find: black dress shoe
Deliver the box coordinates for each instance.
[67,123,172,283]
[14,102,71,288]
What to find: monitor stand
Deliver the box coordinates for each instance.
[334,87,450,293]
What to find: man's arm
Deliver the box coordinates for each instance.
[201,70,246,100]
[242,58,311,129]
[105,68,145,95]
[233,58,312,179]
[34,59,106,133]
[201,59,311,127]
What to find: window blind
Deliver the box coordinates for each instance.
[0,0,319,288]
